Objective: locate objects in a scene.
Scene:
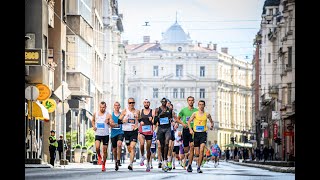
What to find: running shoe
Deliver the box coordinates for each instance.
[187,165,193,172]
[128,164,133,170]
[197,167,203,173]
[140,156,145,166]
[102,164,106,172]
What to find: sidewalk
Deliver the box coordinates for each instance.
[228,160,295,174]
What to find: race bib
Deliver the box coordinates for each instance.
[142,125,151,132]
[128,118,135,124]
[186,116,190,121]
[97,123,105,129]
[113,123,120,130]
[195,125,205,132]
[159,117,169,125]
[151,144,155,148]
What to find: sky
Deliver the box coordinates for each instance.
[118,0,265,62]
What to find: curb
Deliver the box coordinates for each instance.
[229,161,295,174]
[25,164,53,168]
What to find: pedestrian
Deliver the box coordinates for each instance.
[225,147,230,161]
[263,146,269,162]
[48,130,58,166]
[269,146,274,161]
[57,135,67,160]
[91,101,111,172]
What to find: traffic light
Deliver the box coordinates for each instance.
[275,137,282,145]
[230,137,235,144]
[244,136,248,143]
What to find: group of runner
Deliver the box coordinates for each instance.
[91,96,221,173]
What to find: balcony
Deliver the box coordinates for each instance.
[66,72,91,97]
[268,85,279,98]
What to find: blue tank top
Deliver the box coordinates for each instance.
[111,111,124,138]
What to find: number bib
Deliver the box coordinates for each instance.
[186,116,190,121]
[128,118,135,124]
[142,125,151,133]
[113,123,120,130]
[159,117,169,125]
[195,125,205,132]
[97,123,105,129]
[122,118,135,131]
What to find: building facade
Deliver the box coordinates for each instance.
[254,0,295,161]
[125,21,253,149]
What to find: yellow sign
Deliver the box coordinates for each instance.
[25,49,42,66]
[42,98,57,113]
[36,84,51,101]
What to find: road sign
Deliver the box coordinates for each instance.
[272,111,281,120]
[25,86,39,101]
[56,101,70,114]
[54,81,71,101]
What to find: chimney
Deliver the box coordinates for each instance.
[221,47,228,54]
[122,40,129,45]
[213,44,217,50]
[143,36,150,43]
[207,42,213,50]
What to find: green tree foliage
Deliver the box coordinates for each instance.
[85,128,95,149]
[66,131,78,148]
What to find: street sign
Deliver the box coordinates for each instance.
[25,86,39,101]
[36,84,51,101]
[54,82,71,101]
[56,101,70,114]
[272,111,281,120]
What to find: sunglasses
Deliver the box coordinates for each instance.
[128,102,135,104]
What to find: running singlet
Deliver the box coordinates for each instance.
[138,109,153,135]
[122,108,136,131]
[95,111,110,136]
[193,111,208,132]
[111,112,123,138]
[211,144,221,156]
[178,107,198,128]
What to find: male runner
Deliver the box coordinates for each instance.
[91,101,111,172]
[118,98,140,171]
[188,100,214,173]
[175,96,198,172]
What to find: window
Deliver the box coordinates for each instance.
[173,88,178,98]
[268,53,271,63]
[287,47,292,68]
[176,65,183,77]
[180,88,185,98]
[200,89,205,98]
[153,66,158,76]
[269,8,273,15]
[287,83,292,104]
[200,66,205,77]
[153,88,158,98]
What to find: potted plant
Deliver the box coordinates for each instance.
[87,150,93,162]
[82,146,88,162]
[74,144,82,163]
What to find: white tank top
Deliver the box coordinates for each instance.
[174,130,182,146]
[95,111,110,136]
[122,108,136,131]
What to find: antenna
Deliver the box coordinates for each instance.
[143,22,150,26]
[175,11,178,23]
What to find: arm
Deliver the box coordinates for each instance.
[176,112,187,128]
[188,112,196,134]
[207,113,214,130]
[106,113,111,125]
[91,112,97,131]
[151,109,156,124]
[118,109,127,124]
[153,108,159,125]
[134,110,140,130]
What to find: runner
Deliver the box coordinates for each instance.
[91,101,111,172]
[211,140,221,168]
[175,96,198,172]
[188,100,214,173]
[150,126,157,169]
[172,123,182,170]
[166,100,176,170]
[109,101,124,171]
[154,97,175,172]
[138,99,155,172]
[118,98,140,171]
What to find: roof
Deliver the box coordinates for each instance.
[262,0,280,14]
[160,21,192,44]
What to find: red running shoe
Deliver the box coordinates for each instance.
[102,164,106,171]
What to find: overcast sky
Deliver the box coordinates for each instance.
[118,0,265,62]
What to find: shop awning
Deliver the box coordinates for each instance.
[28,101,49,120]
